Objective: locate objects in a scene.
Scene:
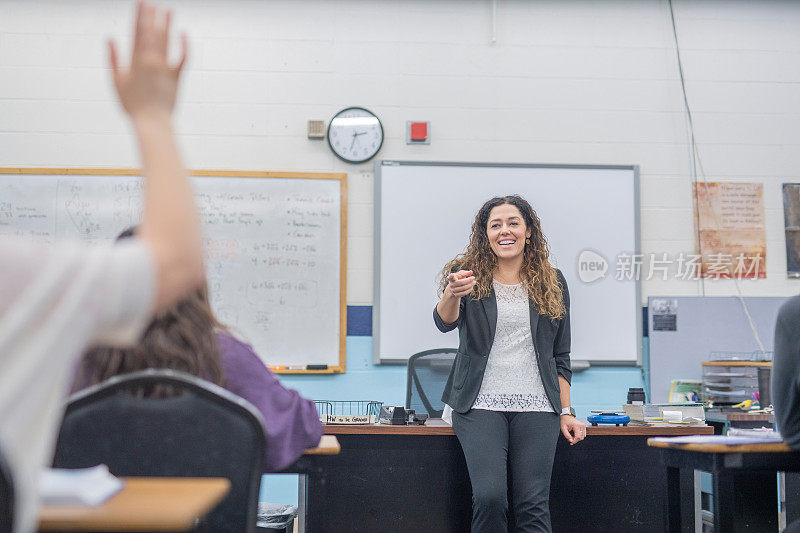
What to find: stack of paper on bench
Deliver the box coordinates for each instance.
[726,427,781,438]
[623,403,706,426]
[39,464,123,506]
[650,432,783,445]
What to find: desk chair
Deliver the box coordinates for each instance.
[406,349,457,418]
[52,369,265,533]
[0,447,13,533]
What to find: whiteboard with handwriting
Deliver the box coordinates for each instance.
[0,169,346,372]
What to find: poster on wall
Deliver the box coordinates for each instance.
[693,182,766,279]
[783,183,800,278]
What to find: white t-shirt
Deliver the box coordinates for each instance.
[0,237,155,533]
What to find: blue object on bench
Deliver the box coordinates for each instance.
[587,414,630,426]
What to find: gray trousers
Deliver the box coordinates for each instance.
[452,409,561,533]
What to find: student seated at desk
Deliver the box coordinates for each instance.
[772,293,800,533]
[773,293,800,448]
[0,3,204,532]
[73,237,323,471]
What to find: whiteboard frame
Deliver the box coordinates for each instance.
[0,167,348,374]
[372,160,642,366]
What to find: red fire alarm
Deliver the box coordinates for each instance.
[410,122,427,140]
[406,121,430,144]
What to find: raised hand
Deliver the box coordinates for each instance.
[447,270,476,299]
[108,1,187,122]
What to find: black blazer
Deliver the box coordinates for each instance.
[433,269,571,414]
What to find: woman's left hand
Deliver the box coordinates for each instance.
[560,415,586,445]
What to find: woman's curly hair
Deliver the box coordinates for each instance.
[438,195,565,319]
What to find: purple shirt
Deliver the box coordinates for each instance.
[216,332,323,471]
[73,332,323,473]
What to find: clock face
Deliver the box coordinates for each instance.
[327,107,384,164]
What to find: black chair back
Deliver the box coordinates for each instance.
[53,369,265,533]
[406,349,457,417]
[0,446,13,533]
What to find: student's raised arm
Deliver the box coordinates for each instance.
[109,1,204,311]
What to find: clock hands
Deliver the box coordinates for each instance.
[349,130,367,150]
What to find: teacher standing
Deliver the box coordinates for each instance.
[434,195,585,532]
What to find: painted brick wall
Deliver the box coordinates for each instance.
[4,0,800,305]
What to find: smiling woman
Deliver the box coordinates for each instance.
[437,195,563,316]
[486,203,531,269]
[433,194,585,533]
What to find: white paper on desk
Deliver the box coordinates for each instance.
[650,435,783,445]
[441,404,453,425]
[727,428,782,439]
[39,464,123,506]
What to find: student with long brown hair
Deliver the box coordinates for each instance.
[74,228,323,472]
[434,195,585,532]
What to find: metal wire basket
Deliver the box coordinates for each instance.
[314,400,383,425]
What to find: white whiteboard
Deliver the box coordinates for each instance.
[0,169,346,372]
[374,161,640,364]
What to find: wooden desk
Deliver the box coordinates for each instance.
[302,434,340,455]
[323,417,711,436]
[39,437,340,533]
[295,420,712,533]
[648,439,800,532]
[38,477,230,532]
[704,409,774,433]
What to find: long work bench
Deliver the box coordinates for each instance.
[294,419,712,533]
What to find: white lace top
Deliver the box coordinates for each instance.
[471,280,554,412]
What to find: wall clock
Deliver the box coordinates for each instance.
[327,107,384,164]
